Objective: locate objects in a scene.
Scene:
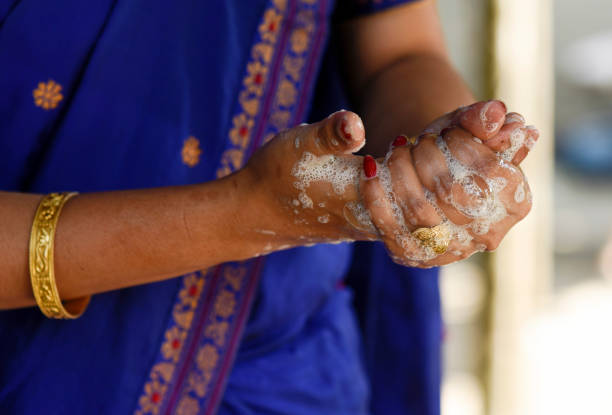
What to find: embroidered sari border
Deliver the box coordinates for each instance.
[134,0,328,413]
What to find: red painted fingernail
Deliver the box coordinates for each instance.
[392,135,408,147]
[340,118,352,141]
[363,155,377,178]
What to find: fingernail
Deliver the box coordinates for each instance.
[392,135,408,147]
[363,155,377,178]
[339,118,353,141]
[494,99,507,114]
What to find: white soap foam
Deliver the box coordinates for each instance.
[480,101,500,133]
[514,182,525,203]
[505,113,525,124]
[344,201,375,233]
[500,128,526,162]
[292,152,360,195]
[317,214,330,224]
[298,192,313,209]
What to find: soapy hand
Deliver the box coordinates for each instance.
[359,100,538,267]
[243,101,537,267]
[243,111,367,251]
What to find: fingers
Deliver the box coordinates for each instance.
[360,158,423,260]
[298,110,365,157]
[386,145,442,229]
[411,133,471,225]
[483,121,524,153]
[510,125,539,165]
[458,100,507,140]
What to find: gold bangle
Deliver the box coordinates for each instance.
[29,192,90,319]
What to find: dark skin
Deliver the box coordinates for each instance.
[0,1,537,309]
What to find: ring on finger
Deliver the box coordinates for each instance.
[411,224,451,254]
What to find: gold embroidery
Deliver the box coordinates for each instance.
[253,43,275,63]
[290,28,310,53]
[229,114,254,148]
[182,137,202,167]
[137,379,167,415]
[182,269,248,401]
[223,266,246,291]
[33,80,63,110]
[178,273,205,309]
[244,61,269,95]
[213,290,236,319]
[270,109,291,130]
[276,79,297,107]
[136,1,323,412]
[161,327,187,362]
[196,344,219,372]
[204,321,229,347]
[259,8,283,42]
[176,395,199,415]
[283,56,306,81]
[187,372,208,398]
[135,271,206,415]
[216,0,288,179]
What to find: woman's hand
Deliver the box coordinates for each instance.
[242,111,370,253]
[359,100,539,267]
[242,100,538,268]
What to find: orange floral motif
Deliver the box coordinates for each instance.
[253,43,275,64]
[290,28,310,54]
[244,61,268,94]
[186,372,209,398]
[178,273,205,309]
[276,79,297,107]
[136,0,322,412]
[175,395,199,415]
[196,344,219,372]
[213,290,236,319]
[182,137,201,167]
[229,113,255,148]
[259,8,283,42]
[161,326,187,362]
[138,379,167,415]
[223,266,246,291]
[204,321,229,347]
[269,110,291,130]
[33,80,63,110]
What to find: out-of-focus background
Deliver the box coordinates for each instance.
[436,0,612,414]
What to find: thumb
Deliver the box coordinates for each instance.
[299,110,366,156]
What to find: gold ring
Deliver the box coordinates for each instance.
[411,224,451,255]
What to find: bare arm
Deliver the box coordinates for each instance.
[0,172,261,309]
[0,111,372,311]
[339,0,475,155]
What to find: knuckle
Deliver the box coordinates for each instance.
[406,197,434,227]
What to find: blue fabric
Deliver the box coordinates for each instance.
[0,0,440,414]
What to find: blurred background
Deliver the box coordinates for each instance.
[436,0,612,414]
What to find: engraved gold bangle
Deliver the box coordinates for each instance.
[29,192,90,319]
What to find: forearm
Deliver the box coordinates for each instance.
[358,53,475,156]
[0,170,261,309]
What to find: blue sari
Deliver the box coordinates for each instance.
[0,1,441,414]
